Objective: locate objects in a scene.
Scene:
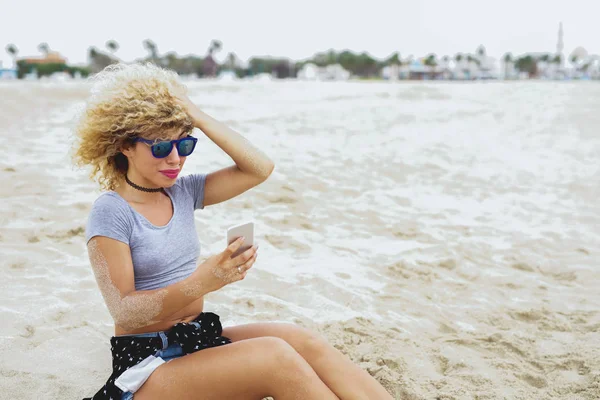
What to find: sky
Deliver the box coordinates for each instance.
[0,0,598,67]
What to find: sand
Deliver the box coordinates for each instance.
[0,79,598,399]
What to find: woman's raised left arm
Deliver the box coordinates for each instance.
[173,91,275,207]
[174,90,274,178]
[193,109,274,179]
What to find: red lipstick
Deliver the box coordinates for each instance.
[160,169,179,179]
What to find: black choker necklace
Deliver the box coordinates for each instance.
[125,175,163,193]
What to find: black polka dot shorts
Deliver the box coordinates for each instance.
[83,311,232,400]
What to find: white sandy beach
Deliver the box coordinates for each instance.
[0,79,598,399]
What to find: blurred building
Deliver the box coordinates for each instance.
[217,70,238,81]
[248,72,275,82]
[501,58,517,79]
[0,61,18,80]
[406,59,445,80]
[437,57,453,80]
[297,63,350,81]
[42,71,72,81]
[322,64,350,80]
[202,55,218,77]
[297,63,318,80]
[570,46,588,62]
[0,68,18,80]
[474,55,499,79]
[381,64,400,80]
[408,59,430,80]
[556,22,565,67]
[587,57,600,79]
[19,51,67,65]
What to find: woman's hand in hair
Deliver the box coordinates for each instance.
[170,85,204,127]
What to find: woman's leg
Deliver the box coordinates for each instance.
[133,336,339,400]
[222,323,393,400]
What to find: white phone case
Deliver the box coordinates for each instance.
[227,221,254,259]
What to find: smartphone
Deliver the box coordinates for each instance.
[227,221,254,259]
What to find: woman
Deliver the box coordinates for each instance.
[74,62,393,400]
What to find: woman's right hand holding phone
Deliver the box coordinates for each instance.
[193,237,259,293]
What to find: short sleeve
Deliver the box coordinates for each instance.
[85,194,132,245]
[180,173,208,210]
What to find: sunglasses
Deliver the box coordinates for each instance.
[133,136,198,158]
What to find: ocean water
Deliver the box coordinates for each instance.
[0,80,598,399]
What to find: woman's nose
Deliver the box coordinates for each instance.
[165,144,180,162]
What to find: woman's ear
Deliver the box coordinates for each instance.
[121,141,134,158]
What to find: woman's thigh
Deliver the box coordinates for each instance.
[222,322,324,356]
[133,336,311,400]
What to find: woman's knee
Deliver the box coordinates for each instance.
[251,336,320,383]
[256,336,304,367]
[283,324,331,359]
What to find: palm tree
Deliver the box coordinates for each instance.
[581,62,591,75]
[515,55,538,78]
[226,52,237,70]
[87,46,118,73]
[203,40,222,77]
[476,45,486,57]
[552,54,562,64]
[5,44,18,66]
[464,54,480,79]
[89,47,98,61]
[383,52,401,80]
[503,52,513,79]
[467,54,479,65]
[385,52,401,66]
[38,42,50,57]
[165,52,178,69]
[424,54,437,79]
[106,40,119,55]
[326,49,337,65]
[208,39,222,56]
[143,39,158,62]
[570,55,579,69]
[424,54,437,66]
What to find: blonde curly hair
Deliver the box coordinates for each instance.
[72,62,194,191]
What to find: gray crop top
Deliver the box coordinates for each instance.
[85,173,207,291]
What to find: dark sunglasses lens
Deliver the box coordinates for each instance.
[151,141,173,158]
[177,138,196,156]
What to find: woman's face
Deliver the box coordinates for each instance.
[122,128,189,187]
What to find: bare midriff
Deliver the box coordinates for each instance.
[114,296,205,336]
